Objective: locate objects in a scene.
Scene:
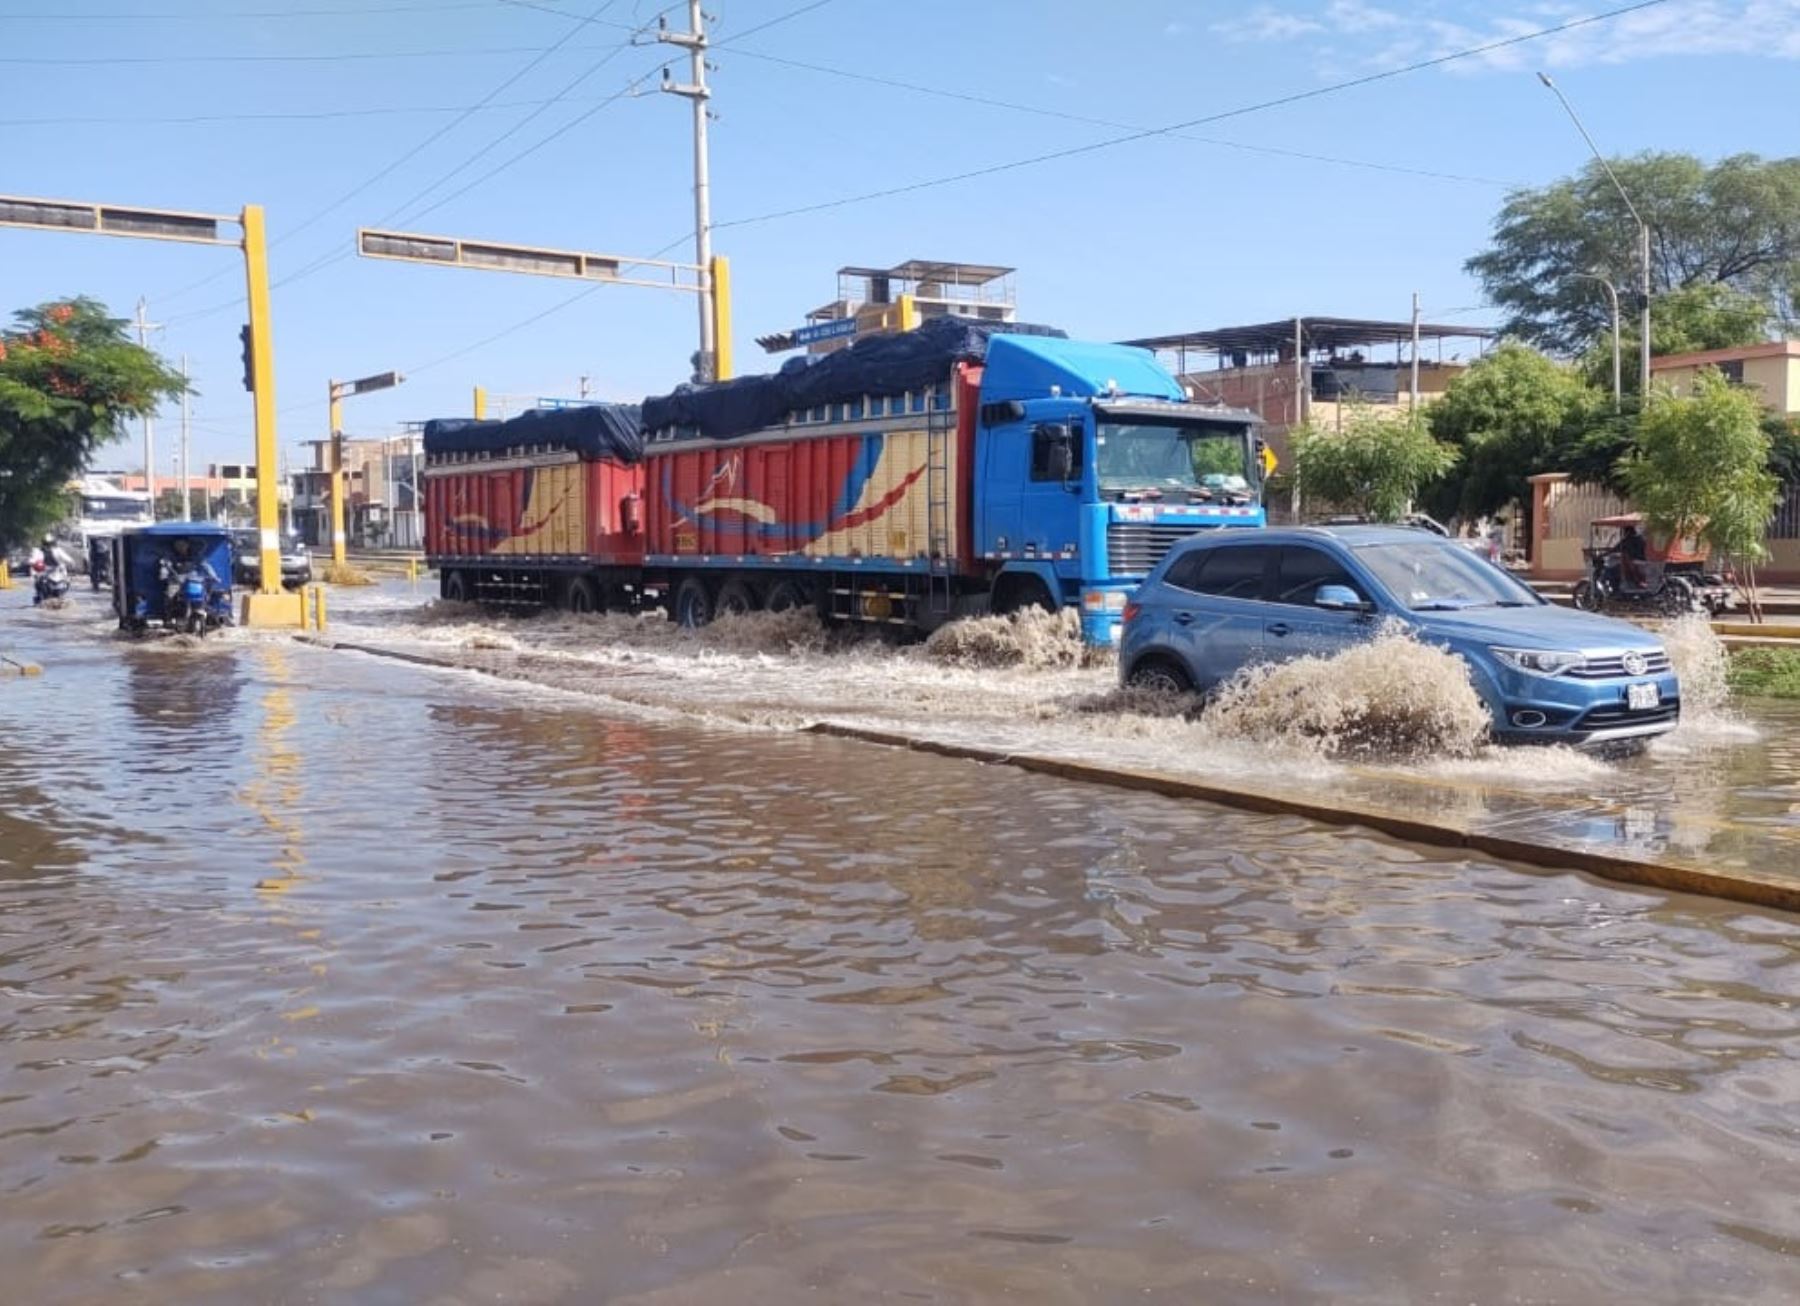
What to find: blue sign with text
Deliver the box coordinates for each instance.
[792,318,858,346]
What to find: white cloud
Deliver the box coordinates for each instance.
[1213,0,1800,66]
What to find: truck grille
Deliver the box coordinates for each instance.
[1107,522,1206,575]
[1568,651,1672,680]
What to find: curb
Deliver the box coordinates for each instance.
[305,635,1800,917]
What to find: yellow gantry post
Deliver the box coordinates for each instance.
[709,255,733,381]
[473,385,487,420]
[327,384,347,567]
[244,204,283,601]
[898,293,919,333]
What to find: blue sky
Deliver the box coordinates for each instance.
[5,0,1798,469]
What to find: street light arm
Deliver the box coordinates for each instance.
[1536,72,1646,229]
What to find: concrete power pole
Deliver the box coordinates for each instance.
[135,299,161,517]
[1409,292,1421,411]
[660,0,715,381]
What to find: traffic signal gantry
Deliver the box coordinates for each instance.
[0,193,306,628]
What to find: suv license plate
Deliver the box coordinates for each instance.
[1627,683,1660,711]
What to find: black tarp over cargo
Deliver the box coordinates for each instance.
[422,404,644,463]
[640,317,1067,442]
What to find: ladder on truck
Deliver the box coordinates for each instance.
[924,398,954,616]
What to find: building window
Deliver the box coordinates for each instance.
[1719,359,1745,384]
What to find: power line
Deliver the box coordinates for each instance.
[714,0,1669,232]
[726,48,1517,189]
[160,0,625,315]
[0,2,496,18]
[0,41,633,65]
[0,94,624,129]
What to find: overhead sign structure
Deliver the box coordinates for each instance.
[0,192,298,626]
[356,225,734,382]
[326,370,406,568]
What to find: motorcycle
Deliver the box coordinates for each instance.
[160,559,228,635]
[31,560,71,608]
[87,537,111,591]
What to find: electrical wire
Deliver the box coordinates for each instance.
[0,2,497,18]
[0,43,628,65]
[711,0,1668,232]
[159,0,628,316]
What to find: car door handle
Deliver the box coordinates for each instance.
[1173,611,1195,626]
[1267,622,1291,637]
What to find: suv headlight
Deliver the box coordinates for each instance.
[1491,646,1584,678]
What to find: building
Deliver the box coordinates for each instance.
[1650,339,1800,413]
[291,434,424,549]
[755,260,1016,355]
[1124,316,1496,481]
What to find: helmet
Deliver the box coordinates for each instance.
[42,534,56,547]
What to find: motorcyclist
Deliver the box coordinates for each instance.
[1615,522,1649,589]
[29,534,71,571]
[159,537,221,608]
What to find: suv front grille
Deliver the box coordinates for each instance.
[1568,651,1672,679]
[1107,522,1207,575]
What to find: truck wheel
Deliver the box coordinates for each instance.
[993,574,1054,615]
[565,577,599,614]
[765,579,811,614]
[674,577,713,629]
[442,570,469,604]
[716,577,760,617]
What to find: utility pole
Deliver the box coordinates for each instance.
[179,354,192,519]
[1538,73,1652,399]
[1409,292,1421,411]
[660,0,715,381]
[1570,272,1622,411]
[135,299,161,516]
[579,374,592,400]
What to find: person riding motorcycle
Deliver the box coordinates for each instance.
[29,535,72,606]
[1611,522,1649,590]
[158,536,221,608]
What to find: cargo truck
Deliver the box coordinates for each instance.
[423,318,1265,645]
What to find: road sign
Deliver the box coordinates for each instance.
[792,318,857,346]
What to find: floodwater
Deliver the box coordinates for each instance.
[4,590,1800,1303]
[329,583,1800,877]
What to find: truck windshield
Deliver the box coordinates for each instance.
[1095,423,1254,502]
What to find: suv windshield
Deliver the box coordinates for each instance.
[1096,423,1254,502]
[1354,541,1540,611]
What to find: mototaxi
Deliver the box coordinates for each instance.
[112,523,236,635]
[1572,512,1734,616]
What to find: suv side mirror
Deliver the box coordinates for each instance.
[1315,584,1370,612]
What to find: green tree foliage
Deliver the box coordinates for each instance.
[1622,369,1780,565]
[1425,343,1601,521]
[1467,153,1800,355]
[0,298,186,549]
[1576,283,1771,393]
[1292,404,1458,523]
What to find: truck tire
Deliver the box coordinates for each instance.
[993,574,1054,615]
[674,576,713,629]
[564,577,599,615]
[765,578,811,614]
[442,570,469,604]
[716,576,760,617]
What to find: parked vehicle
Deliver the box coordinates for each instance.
[1572,513,1733,616]
[423,318,1266,645]
[230,528,313,589]
[111,523,235,635]
[71,478,153,573]
[1120,525,1680,749]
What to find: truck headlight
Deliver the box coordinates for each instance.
[1491,647,1584,678]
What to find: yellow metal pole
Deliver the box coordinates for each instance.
[243,203,282,599]
[328,384,347,567]
[898,293,919,332]
[473,385,487,420]
[709,255,733,382]
[0,560,10,590]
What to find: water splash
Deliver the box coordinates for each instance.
[925,608,1099,671]
[1206,628,1490,760]
[1659,615,1730,718]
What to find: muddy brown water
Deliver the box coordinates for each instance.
[3,594,1800,1303]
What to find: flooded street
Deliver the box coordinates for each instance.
[5,589,1800,1302]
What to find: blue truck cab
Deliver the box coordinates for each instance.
[972,335,1265,644]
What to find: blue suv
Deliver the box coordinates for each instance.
[1120,525,1680,748]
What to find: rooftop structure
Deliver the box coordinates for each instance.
[756,259,1017,354]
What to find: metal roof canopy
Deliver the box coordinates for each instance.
[1125,316,1495,357]
[838,259,1014,286]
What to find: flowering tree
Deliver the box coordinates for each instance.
[0,298,186,549]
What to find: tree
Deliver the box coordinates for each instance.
[1425,342,1601,525]
[1292,403,1458,522]
[1467,152,1800,355]
[1576,283,1771,393]
[0,298,186,549]
[1621,369,1781,620]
